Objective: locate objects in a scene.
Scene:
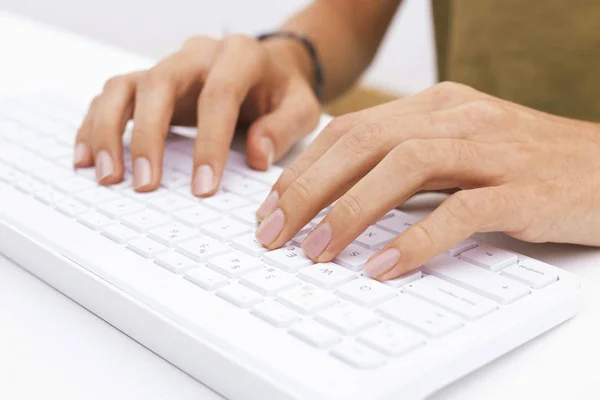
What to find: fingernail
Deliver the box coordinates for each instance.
[256,208,285,245]
[302,222,332,259]
[256,191,279,221]
[95,150,114,182]
[365,248,401,278]
[192,164,214,196]
[73,143,89,166]
[133,157,152,189]
[260,136,275,167]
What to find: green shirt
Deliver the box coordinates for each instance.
[432,0,600,121]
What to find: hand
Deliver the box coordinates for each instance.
[73,34,320,196]
[254,82,600,280]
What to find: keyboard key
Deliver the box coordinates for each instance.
[201,217,252,240]
[77,211,114,230]
[355,226,395,250]
[231,233,269,257]
[14,176,46,194]
[121,187,169,202]
[378,295,463,337]
[55,198,88,217]
[122,209,170,232]
[330,341,385,369]
[75,166,96,180]
[52,176,95,193]
[316,302,379,334]
[75,186,119,205]
[155,251,197,273]
[230,203,260,226]
[173,204,222,227]
[298,262,356,289]
[0,167,24,183]
[263,245,313,272]
[459,245,518,272]
[185,266,228,290]
[375,210,420,234]
[501,258,559,289]
[160,169,189,189]
[403,275,497,319]
[276,284,337,314]
[101,224,138,244]
[289,320,340,348]
[147,192,195,213]
[98,197,145,218]
[177,236,230,261]
[147,223,198,246]
[217,283,262,308]
[207,251,263,278]
[127,237,167,258]
[34,188,66,205]
[201,192,249,212]
[241,266,299,295]
[422,255,530,304]
[221,171,269,196]
[334,244,375,271]
[251,301,299,327]
[336,278,396,307]
[227,158,282,185]
[31,164,71,181]
[446,238,478,256]
[381,269,422,288]
[357,323,424,357]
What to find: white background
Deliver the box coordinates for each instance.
[0,0,436,95]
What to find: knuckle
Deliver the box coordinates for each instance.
[325,114,357,137]
[203,78,241,102]
[410,224,437,248]
[102,75,126,92]
[274,163,303,192]
[434,81,472,95]
[389,140,433,179]
[182,35,209,49]
[286,175,313,204]
[461,99,507,125]
[139,67,174,91]
[446,190,483,226]
[342,123,385,156]
[424,81,474,109]
[223,33,258,49]
[334,192,364,223]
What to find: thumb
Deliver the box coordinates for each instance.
[246,85,320,171]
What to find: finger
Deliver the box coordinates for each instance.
[86,74,138,184]
[130,43,216,191]
[255,105,479,249]
[73,97,97,168]
[301,139,506,261]
[192,35,266,197]
[258,81,486,217]
[367,186,526,280]
[246,81,320,171]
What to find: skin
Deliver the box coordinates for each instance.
[255,82,600,279]
[74,0,600,281]
[73,0,402,195]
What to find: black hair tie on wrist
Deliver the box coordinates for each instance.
[257,31,324,102]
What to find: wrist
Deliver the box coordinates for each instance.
[260,35,320,98]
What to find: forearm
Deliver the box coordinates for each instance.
[266,0,402,102]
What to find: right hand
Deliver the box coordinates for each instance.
[73,34,321,196]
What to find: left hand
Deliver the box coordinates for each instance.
[254,82,600,280]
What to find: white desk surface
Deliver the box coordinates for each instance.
[1,11,600,400]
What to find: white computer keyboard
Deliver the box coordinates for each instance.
[0,95,582,400]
